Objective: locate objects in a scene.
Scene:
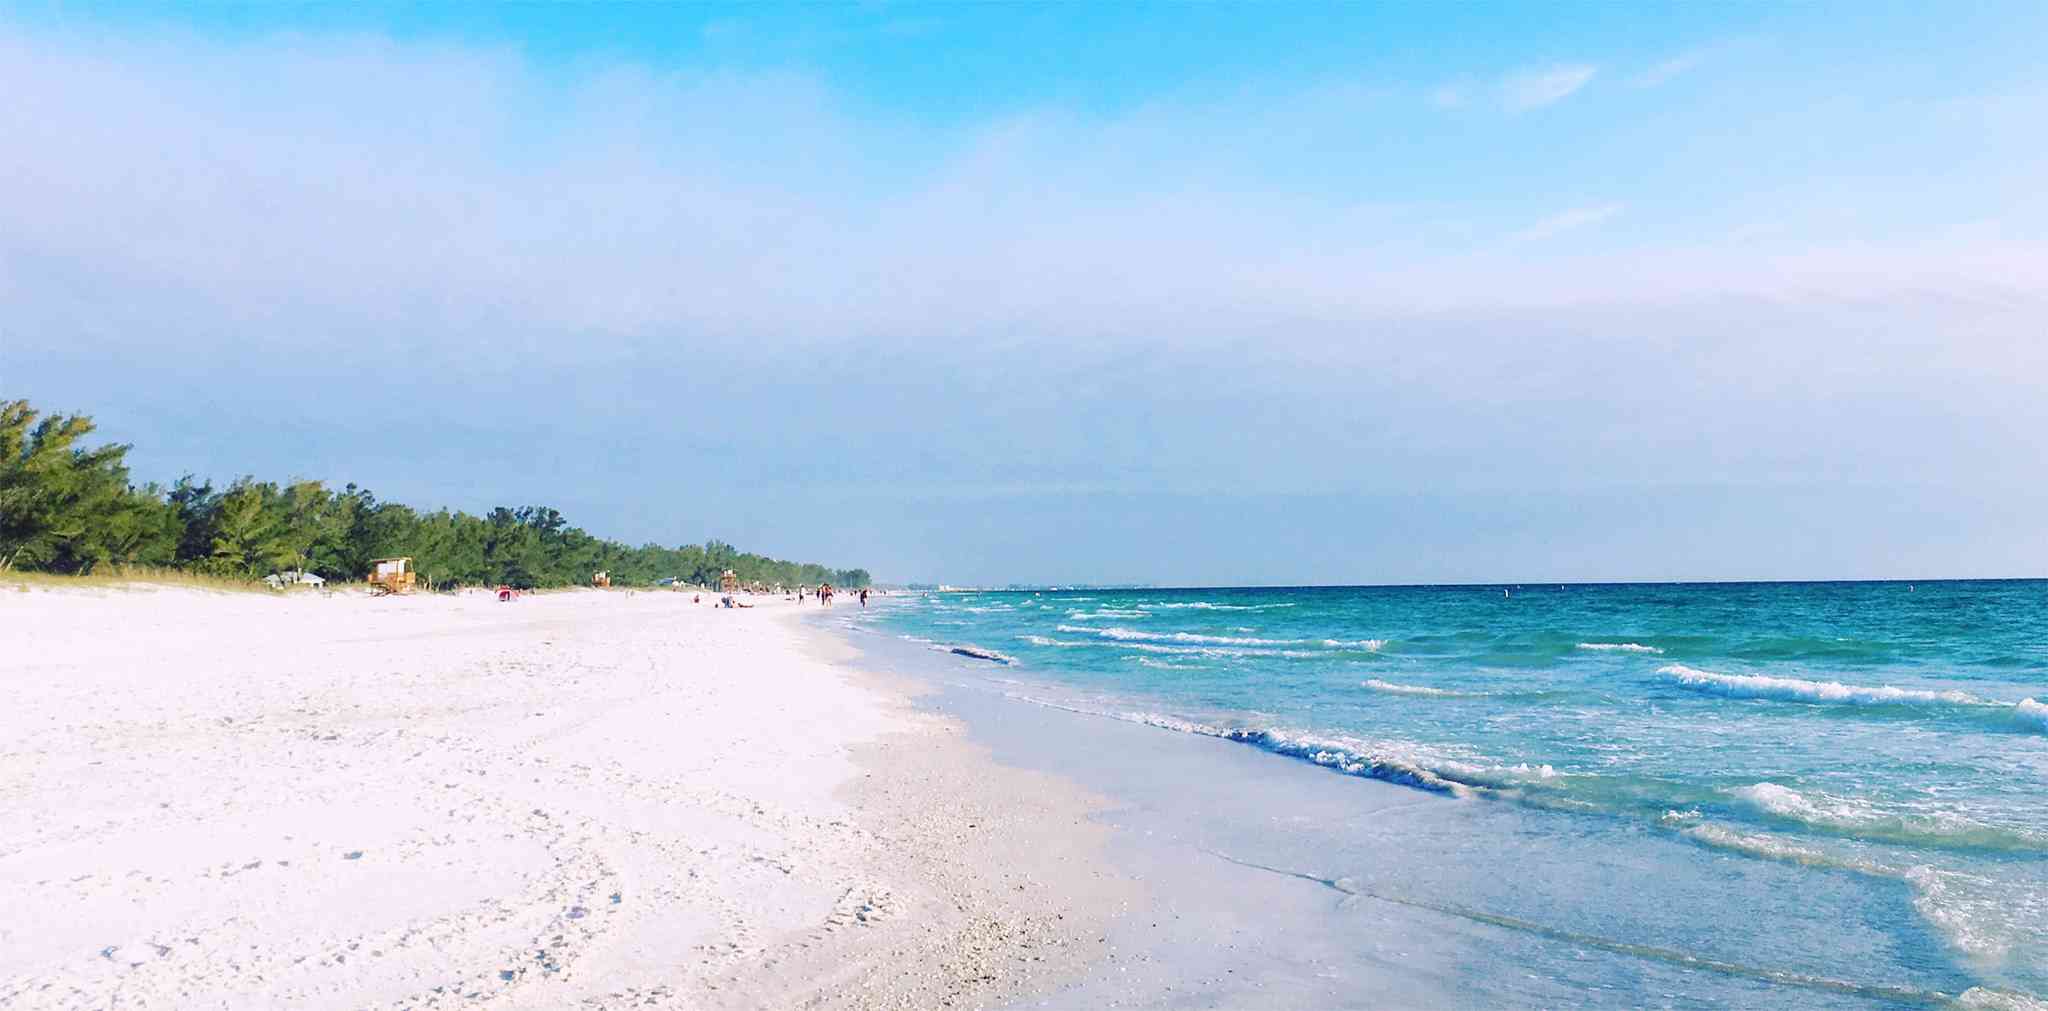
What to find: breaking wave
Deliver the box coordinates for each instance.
[1144,601,1298,611]
[1667,815,1892,875]
[1362,679,1481,698]
[1662,664,1981,705]
[1664,815,2044,962]
[1133,657,1203,670]
[1324,638,1388,650]
[1056,624,1295,646]
[1578,642,1663,653]
[993,697,1564,802]
[1731,783,2046,853]
[1661,665,2048,734]
[1051,625,1385,653]
[945,644,1016,664]
[1019,633,1321,659]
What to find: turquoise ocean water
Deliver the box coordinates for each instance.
[846,581,2048,1007]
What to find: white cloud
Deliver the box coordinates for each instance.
[1635,52,1705,88]
[1508,203,1626,243]
[1500,63,1597,110]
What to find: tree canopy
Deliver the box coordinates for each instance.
[0,399,871,590]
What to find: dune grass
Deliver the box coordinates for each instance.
[2,565,280,595]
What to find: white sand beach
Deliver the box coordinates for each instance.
[0,585,1131,1009]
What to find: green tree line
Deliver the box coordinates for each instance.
[0,399,871,590]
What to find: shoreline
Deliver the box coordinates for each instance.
[818,600,2048,1011]
[0,583,1131,1009]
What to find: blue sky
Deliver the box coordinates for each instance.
[5,2,2046,584]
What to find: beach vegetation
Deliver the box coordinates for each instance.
[0,399,870,590]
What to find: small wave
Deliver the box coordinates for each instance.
[1731,783,2044,853]
[1662,664,1980,706]
[1145,601,1298,611]
[1958,987,2048,1011]
[1903,865,2048,964]
[1117,714,1477,795]
[1082,710,1563,797]
[1324,638,1387,650]
[1134,657,1203,670]
[1578,642,1663,654]
[1361,679,1478,698]
[948,644,1016,664]
[1020,633,1319,659]
[1663,820,2043,964]
[1066,608,1151,620]
[1668,817,1892,876]
[1056,624,1296,646]
[1661,665,2048,734]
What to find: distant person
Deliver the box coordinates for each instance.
[859,588,869,607]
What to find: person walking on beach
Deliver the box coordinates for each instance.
[859,588,869,608]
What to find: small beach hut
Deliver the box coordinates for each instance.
[720,569,739,594]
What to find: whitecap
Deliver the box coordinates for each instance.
[1361,679,1472,698]
[1019,634,1312,659]
[1661,664,1981,706]
[1577,642,1663,654]
[1144,601,1297,611]
[1056,624,1296,646]
[1325,638,1387,651]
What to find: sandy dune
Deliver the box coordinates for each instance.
[0,585,1127,1009]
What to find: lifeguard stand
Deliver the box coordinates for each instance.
[368,557,416,595]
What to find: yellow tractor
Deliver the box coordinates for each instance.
[368,557,417,595]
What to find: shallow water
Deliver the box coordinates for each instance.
[835,581,2048,1006]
